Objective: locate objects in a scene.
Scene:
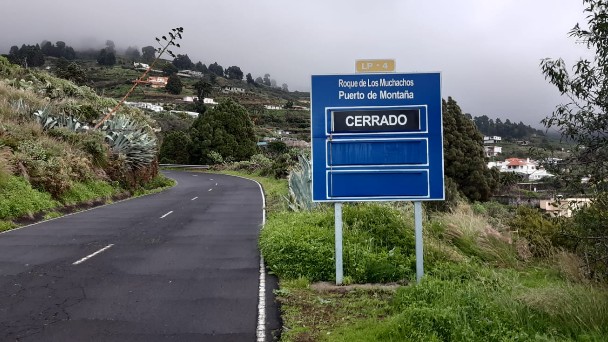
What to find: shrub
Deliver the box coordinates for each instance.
[0,175,57,219]
[510,206,558,258]
[261,203,417,283]
[59,180,115,205]
[568,192,608,281]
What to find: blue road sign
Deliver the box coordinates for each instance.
[311,72,444,202]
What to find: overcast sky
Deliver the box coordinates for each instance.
[0,0,591,127]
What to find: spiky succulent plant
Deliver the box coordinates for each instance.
[101,115,157,168]
[286,155,315,211]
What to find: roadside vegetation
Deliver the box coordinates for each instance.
[225,158,608,340]
[0,55,174,231]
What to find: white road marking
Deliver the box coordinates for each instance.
[209,178,214,181]
[257,255,266,342]
[253,178,267,342]
[217,174,267,341]
[208,189,212,192]
[160,211,173,218]
[192,175,198,177]
[215,183,218,186]
[191,197,198,201]
[73,244,114,265]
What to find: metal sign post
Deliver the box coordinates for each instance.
[335,202,343,285]
[414,201,424,283]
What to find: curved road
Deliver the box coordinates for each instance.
[0,171,278,341]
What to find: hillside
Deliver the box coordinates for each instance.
[0,56,171,231]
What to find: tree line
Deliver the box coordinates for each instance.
[471,114,544,140]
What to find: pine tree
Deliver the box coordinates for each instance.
[442,97,496,202]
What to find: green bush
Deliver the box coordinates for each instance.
[0,176,57,219]
[343,203,415,251]
[510,206,558,258]
[261,203,416,283]
[569,192,608,281]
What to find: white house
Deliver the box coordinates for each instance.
[484,145,502,157]
[221,86,245,94]
[134,62,149,70]
[170,110,199,118]
[484,136,502,144]
[124,101,164,112]
[182,96,199,102]
[489,157,553,180]
[203,98,218,105]
[264,104,283,110]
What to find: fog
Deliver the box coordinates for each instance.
[0,0,592,127]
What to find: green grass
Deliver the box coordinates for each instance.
[133,174,176,197]
[0,176,57,220]
[0,220,16,232]
[59,180,118,205]
[215,170,289,212]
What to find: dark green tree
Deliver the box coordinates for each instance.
[141,45,156,63]
[97,48,116,66]
[263,73,271,86]
[55,58,88,85]
[195,61,207,73]
[159,131,192,164]
[225,65,244,80]
[172,54,193,70]
[246,73,254,84]
[8,44,45,67]
[442,97,496,202]
[165,73,183,94]
[255,76,263,84]
[124,46,141,61]
[208,62,224,77]
[161,62,179,75]
[189,99,258,164]
[193,80,212,98]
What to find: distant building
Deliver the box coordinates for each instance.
[539,198,591,217]
[178,70,204,78]
[124,101,164,112]
[484,145,502,157]
[182,96,199,102]
[134,62,149,70]
[488,157,553,180]
[264,104,282,110]
[170,110,199,118]
[147,76,169,88]
[221,85,245,94]
[483,136,502,144]
[203,98,218,105]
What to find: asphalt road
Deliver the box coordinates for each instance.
[0,171,279,341]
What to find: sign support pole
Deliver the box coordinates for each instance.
[414,201,424,283]
[335,202,343,285]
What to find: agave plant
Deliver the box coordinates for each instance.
[102,115,157,168]
[286,155,316,211]
[32,108,85,132]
